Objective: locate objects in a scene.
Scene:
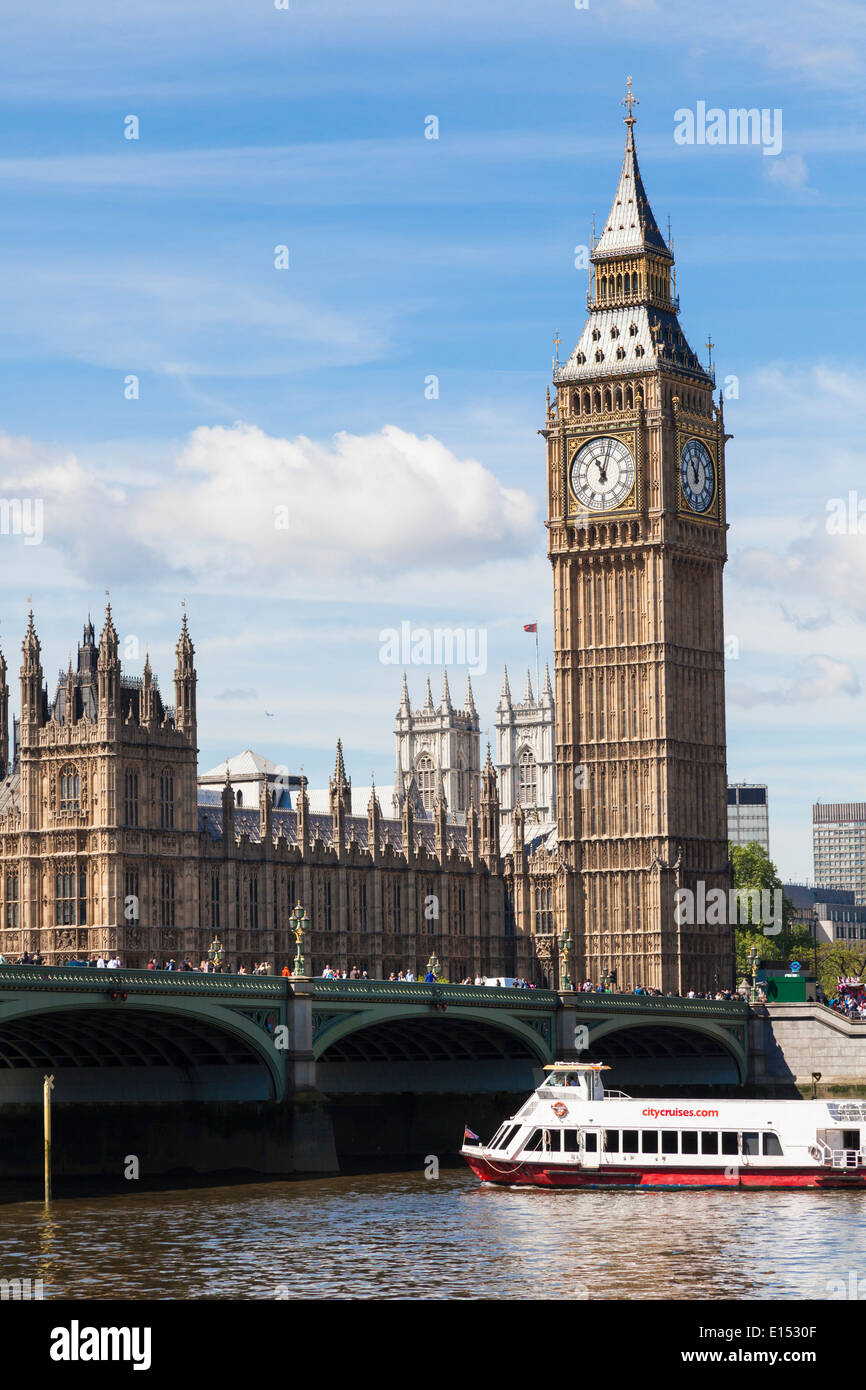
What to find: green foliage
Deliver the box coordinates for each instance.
[730,842,813,978]
[813,941,866,1000]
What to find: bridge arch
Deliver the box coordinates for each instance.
[0,995,286,1102]
[315,1004,552,1094]
[582,1015,747,1086]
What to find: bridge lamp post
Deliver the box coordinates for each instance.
[426,953,441,982]
[291,902,309,977]
[207,936,225,972]
[559,929,574,992]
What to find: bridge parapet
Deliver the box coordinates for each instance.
[563,993,750,1020]
[0,964,284,998]
[310,979,559,1009]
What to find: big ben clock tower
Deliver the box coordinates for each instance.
[545,81,732,993]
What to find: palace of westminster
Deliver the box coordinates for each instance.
[0,92,734,991]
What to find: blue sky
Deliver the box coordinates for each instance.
[0,0,865,879]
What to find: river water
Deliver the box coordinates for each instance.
[0,1169,862,1300]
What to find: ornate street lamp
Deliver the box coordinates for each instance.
[559,928,574,992]
[207,936,225,970]
[426,953,441,982]
[291,901,309,976]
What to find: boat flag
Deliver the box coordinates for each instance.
[464,1127,480,1143]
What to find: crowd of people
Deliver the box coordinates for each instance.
[0,950,274,974]
[825,991,866,1021]
[3,954,857,1007]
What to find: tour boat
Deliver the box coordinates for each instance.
[461,1063,866,1189]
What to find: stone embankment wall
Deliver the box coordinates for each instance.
[750,1004,866,1096]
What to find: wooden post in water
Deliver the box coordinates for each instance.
[43,1074,54,1204]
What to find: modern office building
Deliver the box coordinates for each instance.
[727,783,770,854]
[812,803,866,906]
[784,883,866,945]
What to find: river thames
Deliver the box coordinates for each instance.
[1,1169,863,1300]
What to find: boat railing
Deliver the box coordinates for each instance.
[811,1139,863,1169]
[603,1089,633,1100]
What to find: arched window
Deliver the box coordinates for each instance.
[236,789,242,807]
[160,869,175,927]
[583,390,591,413]
[626,385,634,408]
[59,765,80,813]
[593,388,601,412]
[616,273,622,295]
[518,749,537,806]
[615,386,623,409]
[595,349,604,363]
[159,770,175,829]
[629,322,638,336]
[603,387,612,411]
[534,883,553,934]
[576,351,586,366]
[416,754,436,813]
[624,271,631,294]
[124,770,139,827]
[573,391,581,413]
[616,346,625,361]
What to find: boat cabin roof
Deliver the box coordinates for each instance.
[543,1063,610,1072]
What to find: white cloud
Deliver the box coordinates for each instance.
[727,654,860,707]
[765,153,810,189]
[0,422,537,592]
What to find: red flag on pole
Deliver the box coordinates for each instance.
[523,623,537,633]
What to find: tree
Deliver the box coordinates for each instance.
[730,842,813,978]
[814,941,866,1000]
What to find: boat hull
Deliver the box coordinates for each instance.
[462,1152,866,1190]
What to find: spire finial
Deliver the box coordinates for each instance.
[622,75,638,127]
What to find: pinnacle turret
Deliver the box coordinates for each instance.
[440,669,452,713]
[465,673,476,715]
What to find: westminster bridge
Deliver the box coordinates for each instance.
[4,966,857,1179]
[0,964,759,1179]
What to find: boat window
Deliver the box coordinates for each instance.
[842,1129,860,1149]
[583,1131,598,1152]
[742,1132,760,1156]
[499,1125,521,1150]
[525,1128,561,1152]
[681,1131,698,1154]
[563,1129,580,1152]
[701,1132,719,1154]
[721,1132,738,1156]
[641,1130,659,1153]
[622,1130,638,1152]
[762,1133,783,1156]
[490,1126,508,1148]
[661,1131,678,1154]
[605,1130,620,1153]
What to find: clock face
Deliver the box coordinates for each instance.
[680,437,715,514]
[570,436,635,512]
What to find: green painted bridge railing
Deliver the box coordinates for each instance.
[567,993,751,1019]
[311,979,559,1009]
[0,967,751,1015]
[0,963,284,998]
